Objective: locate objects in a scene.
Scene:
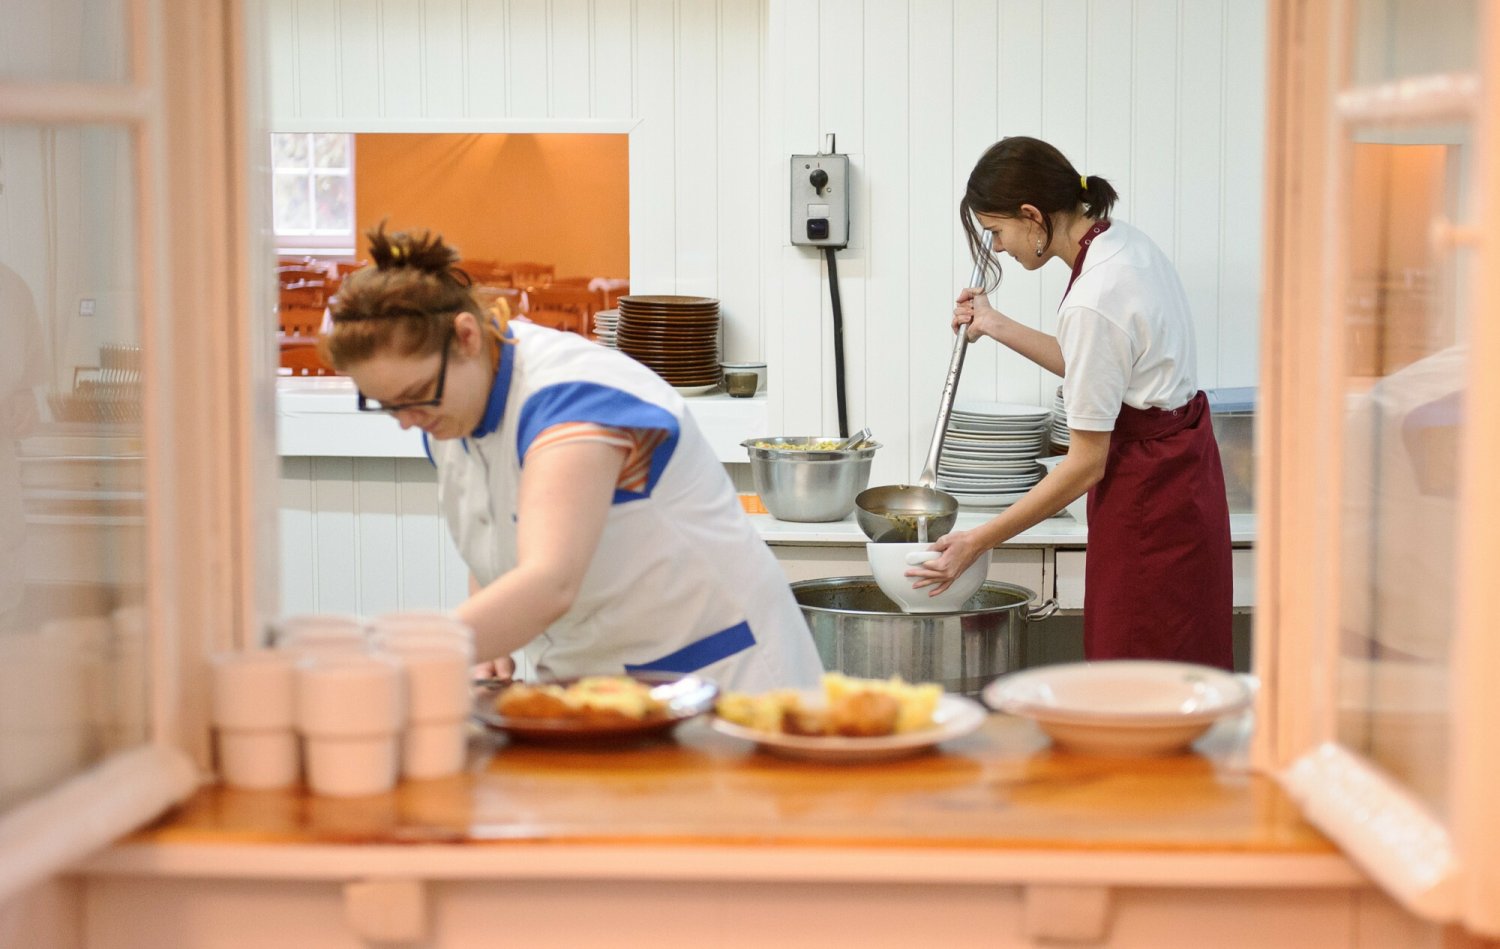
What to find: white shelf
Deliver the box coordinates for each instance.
[276,376,768,464]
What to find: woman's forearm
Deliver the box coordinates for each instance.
[992,321,1066,377]
[455,438,628,666]
[458,563,576,661]
[972,429,1109,547]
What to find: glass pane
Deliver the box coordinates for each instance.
[313,133,349,170]
[273,172,312,232]
[1351,0,1478,85]
[1336,128,1468,816]
[0,0,129,83]
[271,133,310,169]
[0,124,146,812]
[312,174,352,233]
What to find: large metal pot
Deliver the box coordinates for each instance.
[791,576,1059,697]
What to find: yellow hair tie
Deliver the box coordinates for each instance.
[1080,175,1088,192]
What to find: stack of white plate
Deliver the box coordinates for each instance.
[937,401,1052,507]
[1050,386,1070,449]
[592,308,619,349]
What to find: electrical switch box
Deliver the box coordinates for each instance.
[790,152,849,248]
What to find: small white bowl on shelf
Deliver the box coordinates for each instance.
[982,660,1253,755]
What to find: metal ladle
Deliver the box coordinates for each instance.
[834,426,872,451]
[855,231,993,543]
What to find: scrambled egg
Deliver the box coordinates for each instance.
[716,674,942,737]
[566,675,660,718]
[822,673,942,734]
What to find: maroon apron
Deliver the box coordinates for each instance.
[1083,392,1234,669]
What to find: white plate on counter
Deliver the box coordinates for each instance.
[982,661,1253,755]
[710,694,988,762]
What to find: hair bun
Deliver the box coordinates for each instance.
[365,222,460,278]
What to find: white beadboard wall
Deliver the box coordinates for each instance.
[270,0,1267,614]
[280,457,473,613]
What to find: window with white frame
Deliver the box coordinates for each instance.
[271,132,355,254]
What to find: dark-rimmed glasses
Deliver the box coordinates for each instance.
[356,330,453,413]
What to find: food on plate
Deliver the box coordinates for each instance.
[495,676,668,723]
[715,673,942,738]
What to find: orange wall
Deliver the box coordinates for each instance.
[354,133,629,279]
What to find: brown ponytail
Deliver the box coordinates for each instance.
[959,137,1119,290]
[320,223,492,370]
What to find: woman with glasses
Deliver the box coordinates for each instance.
[321,225,824,691]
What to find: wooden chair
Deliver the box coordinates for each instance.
[525,285,599,336]
[472,286,525,322]
[503,261,554,290]
[600,280,630,309]
[521,308,588,336]
[278,266,327,287]
[279,340,336,376]
[550,276,592,288]
[460,259,513,288]
[280,280,328,310]
[279,304,326,338]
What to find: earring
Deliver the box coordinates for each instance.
[1034,239,1044,258]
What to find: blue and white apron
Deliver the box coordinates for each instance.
[429,321,823,693]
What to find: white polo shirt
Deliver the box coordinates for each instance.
[1056,221,1198,432]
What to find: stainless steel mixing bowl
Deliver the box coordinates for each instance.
[742,437,881,522]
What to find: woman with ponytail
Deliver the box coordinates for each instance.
[908,136,1233,670]
[321,224,824,691]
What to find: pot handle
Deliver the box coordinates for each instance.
[1027,598,1060,621]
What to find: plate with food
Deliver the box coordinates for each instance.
[710,673,987,762]
[473,672,719,745]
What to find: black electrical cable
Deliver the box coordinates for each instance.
[823,245,848,438]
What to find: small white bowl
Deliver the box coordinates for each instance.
[983,660,1253,755]
[866,542,990,613]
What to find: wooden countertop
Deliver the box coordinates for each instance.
[126,714,1332,859]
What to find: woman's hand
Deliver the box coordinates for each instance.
[472,655,516,683]
[953,287,1008,343]
[906,528,987,596]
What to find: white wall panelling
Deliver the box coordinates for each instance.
[266,0,1268,576]
[279,458,468,618]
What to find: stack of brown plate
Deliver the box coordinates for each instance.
[616,295,722,393]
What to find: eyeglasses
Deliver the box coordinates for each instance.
[355,331,453,413]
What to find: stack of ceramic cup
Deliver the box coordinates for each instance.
[370,613,475,780]
[209,611,477,796]
[294,652,406,796]
[211,651,300,790]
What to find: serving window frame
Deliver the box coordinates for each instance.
[1255,0,1500,934]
